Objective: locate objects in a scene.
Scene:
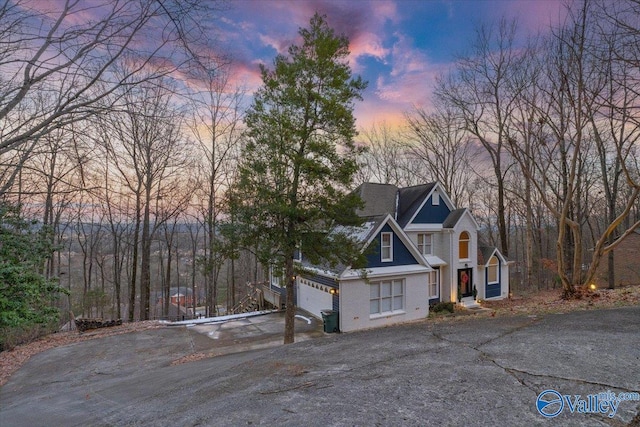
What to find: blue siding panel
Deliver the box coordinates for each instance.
[485,258,502,298]
[486,283,501,298]
[365,224,419,268]
[411,195,451,224]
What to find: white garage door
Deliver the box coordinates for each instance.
[297,280,333,319]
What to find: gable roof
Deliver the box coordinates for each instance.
[478,245,508,266]
[397,183,436,227]
[301,214,432,280]
[443,208,466,228]
[339,214,431,280]
[354,183,398,218]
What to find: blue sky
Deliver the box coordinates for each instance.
[215,0,567,129]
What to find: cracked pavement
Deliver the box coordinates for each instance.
[1,306,639,426]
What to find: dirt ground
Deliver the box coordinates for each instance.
[1,284,638,388]
[0,321,162,387]
[483,284,640,316]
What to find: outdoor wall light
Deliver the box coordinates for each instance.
[330,288,338,295]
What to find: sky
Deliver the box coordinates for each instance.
[214,0,568,130]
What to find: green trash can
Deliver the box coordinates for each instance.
[321,310,339,333]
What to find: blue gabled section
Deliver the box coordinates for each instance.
[365,224,420,268]
[411,195,451,224]
[485,259,502,298]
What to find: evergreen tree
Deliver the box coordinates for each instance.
[0,203,66,350]
[230,14,367,343]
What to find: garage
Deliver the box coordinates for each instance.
[297,278,333,319]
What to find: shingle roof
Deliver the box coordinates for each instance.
[301,214,388,276]
[442,208,466,228]
[478,246,496,265]
[396,183,436,227]
[354,182,398,218]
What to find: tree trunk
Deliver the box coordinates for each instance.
[139,193,151,321]
[284,256,296,344]
[129,199,141,322]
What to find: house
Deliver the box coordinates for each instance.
[594,227,640,287]
[155,287,198,308]
[269,182,510,332]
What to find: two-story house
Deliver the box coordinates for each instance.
[271,182,510,332]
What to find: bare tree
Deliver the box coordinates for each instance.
[0,0,220,195]
[357,122,416,187]
[187,66,244,317]
[403,106,474,206]
[101,78,192,320]
[436,18,524,256]
[507,1,640,296]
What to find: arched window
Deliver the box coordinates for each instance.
[459,231,470,260]
[487,256,499,283]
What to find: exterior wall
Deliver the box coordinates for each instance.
[594,232,640,287]
[485,266,501,298]
[478,258,509,301]
[500,263,510,298]
[366,224,419,268]
[411,194,451,224]
[450,214,478,302]
[297,277,334,318]
[338,272,429,332]
[439,232,453,302]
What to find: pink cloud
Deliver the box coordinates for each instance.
[503,0,568,33]
[354,102,407,131]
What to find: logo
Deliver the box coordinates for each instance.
[537,389,564,418]
[536,389,639,419]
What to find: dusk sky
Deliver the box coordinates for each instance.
[214,0,568,130]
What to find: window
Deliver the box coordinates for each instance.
[487,256,499,283]
[380,232,393,262]
[417,233,433,255]
[272,273,282,287]
[370,279,404,315]
[428,270,439,299]
[432,192,440,205]
[271,266,284,288]
[459,231,470,260]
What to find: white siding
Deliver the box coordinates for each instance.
[297,279,333,319]
[339,272,429,332]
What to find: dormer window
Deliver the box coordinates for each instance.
[459,231,470,260]
[381,232,393,262]
[432,192,440,205]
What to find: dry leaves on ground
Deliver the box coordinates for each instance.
[2,285,639,388]
[482,285,640,316]
[0,321,162,387]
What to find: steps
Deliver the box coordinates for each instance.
[459,297,480,309]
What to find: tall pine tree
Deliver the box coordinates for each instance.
[230,14,367,343]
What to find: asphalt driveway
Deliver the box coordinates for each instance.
[1,306,639,426]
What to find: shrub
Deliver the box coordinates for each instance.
[431,301,455,314]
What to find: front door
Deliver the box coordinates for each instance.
[458,268,473,298]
